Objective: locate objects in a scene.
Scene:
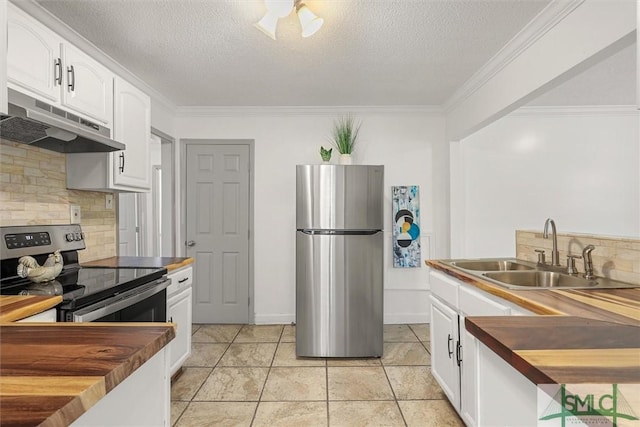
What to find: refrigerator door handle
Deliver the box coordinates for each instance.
[299,229,382,236]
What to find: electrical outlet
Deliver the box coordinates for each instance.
[105,194,114,210]
[70,205,81,223]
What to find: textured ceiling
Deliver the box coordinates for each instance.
[34,0,557,107]
[35,0,636,109]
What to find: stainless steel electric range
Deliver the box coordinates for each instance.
[0,224,169,322]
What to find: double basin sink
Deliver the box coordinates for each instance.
[442,258,638,290]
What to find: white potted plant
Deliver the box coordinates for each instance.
[330,114,361,165]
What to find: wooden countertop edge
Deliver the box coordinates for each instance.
[165,258,194,272]
[464,316,556,385]
[81,256,194,272]
[0,323,176,427]
[0,295,62,322]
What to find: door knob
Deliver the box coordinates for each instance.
[186,240,196,247]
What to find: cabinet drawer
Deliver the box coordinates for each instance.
[167,267,192,297]
[459,285,510,316]
[430,271,459,309]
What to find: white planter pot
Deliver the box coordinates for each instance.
[339,154,352,165]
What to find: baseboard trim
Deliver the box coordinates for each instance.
[384,313,431,325]
[254,314,296,325]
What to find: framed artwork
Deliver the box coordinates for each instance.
[392,185,421,268]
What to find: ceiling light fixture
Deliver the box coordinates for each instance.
[255,0,323,40]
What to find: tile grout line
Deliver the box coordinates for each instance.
[248,324,284,426]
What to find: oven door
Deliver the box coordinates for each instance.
[70,277,169,322]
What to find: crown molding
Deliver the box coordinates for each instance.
[443,0,586,113]
[510,105,638,117]
[10,0,177,115]
[175,105,444,117]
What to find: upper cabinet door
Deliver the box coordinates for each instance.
[61,43,113,126]
[112,76,151,190]
[7,3,62,103]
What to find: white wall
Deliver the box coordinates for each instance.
[175,110,447,324]
[452,107,639,258]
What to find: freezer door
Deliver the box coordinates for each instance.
[296,231,383,357]
[296,165,384,230]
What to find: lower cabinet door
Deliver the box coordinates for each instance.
[168,287,192,376]
[460,321,479,427]
[429,295,460,409]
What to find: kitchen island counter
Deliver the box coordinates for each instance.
[82,256,193,272]
[0,322,175,426]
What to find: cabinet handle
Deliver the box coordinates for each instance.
[447,334,453,358]
[67,65,75,92]
[54,58,62,85]
[456,341,462,367]
[178,278,189,283]
[119,152,125,173]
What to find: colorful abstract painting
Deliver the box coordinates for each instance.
[392,186,421,268]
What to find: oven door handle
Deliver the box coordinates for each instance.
[72,277,170,322]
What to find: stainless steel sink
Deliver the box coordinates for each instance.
[450,259,533,272]
[440,257,639,290]
[482,271,598,289]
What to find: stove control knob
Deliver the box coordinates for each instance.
[74,232,81,241]
[66,233,74,242]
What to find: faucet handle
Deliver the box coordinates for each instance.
[566,255,582,275]
[534,249,546,265]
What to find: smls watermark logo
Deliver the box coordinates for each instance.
[538,384,640,427]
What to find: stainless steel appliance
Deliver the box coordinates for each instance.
[0,224,168,322]
[296,164,384,357]
[0,89,125,153]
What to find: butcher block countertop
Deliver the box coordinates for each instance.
[82,256,193,272]
[0,295,62,322]
[466,316,640,385]
[0,322,175,427]
[427,260,640,385]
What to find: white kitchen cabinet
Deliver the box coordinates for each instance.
[60,42,113,125]
[66,76,151,192]
[111,76,150,189]
[16,307,57,322]
[167,266,193,377]
[70,346,170,426]
[428,268,534,427]
[7,4,113,126]
[430,295,460,409]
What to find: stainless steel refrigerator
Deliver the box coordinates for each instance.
[296,164,384,357]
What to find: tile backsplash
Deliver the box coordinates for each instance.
[0,139,116,262]
[516,230,640,285]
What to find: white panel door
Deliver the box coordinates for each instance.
[186,143,250,323]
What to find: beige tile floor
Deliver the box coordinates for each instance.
[171,324,464,427]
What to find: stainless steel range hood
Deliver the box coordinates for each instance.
[0,89,125,153]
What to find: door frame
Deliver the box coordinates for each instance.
[180,139,255,324]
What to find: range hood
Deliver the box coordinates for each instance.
[0,89,125,153]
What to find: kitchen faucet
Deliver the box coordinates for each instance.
[543,218,560,266]
[582,244,596,279]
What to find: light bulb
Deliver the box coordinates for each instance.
[255,12,279,40]
[297,4,323,37]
